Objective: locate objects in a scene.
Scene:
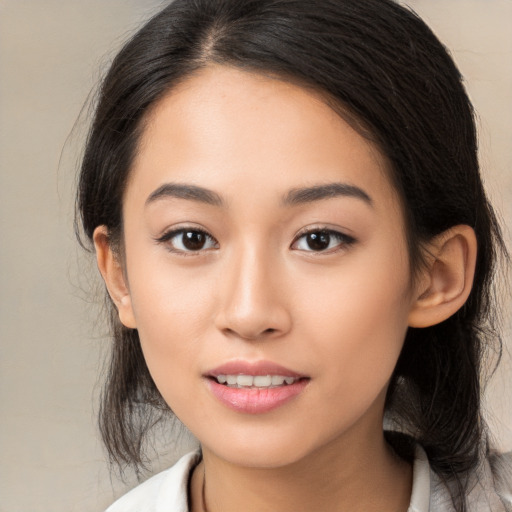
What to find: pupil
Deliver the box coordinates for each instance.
[183,231,205,250]
[307,232,330,251]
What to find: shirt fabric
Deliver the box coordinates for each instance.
[106,447,512,512]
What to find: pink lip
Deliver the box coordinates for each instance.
[204,360,309,414]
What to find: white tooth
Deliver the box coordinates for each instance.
[226,375,238,385]
[216,375,227,384]
[284,377,296,385]
[253,375,272,387]
[271,375,286,386]
[237,375,254,387]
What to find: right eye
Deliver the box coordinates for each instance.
[157,228,219,254]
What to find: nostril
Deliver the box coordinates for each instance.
[223,326,278,340]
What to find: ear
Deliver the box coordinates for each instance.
[93,226,137,329]
[408,225,477,328]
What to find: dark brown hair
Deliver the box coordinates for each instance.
[76,1,507,509]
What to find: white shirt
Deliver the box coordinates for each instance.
[106,447,512,511]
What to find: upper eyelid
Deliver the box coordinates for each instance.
[156,225,215,240]
[292,225,355,240]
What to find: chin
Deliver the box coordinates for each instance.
[198,424,321,469]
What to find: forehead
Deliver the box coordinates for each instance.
[128,65,399,214]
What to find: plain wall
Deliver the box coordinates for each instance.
[0,1,510,511]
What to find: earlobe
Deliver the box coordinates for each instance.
[408,225,477,328]
[93,226,137,329]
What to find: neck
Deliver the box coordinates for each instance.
[190,429,412,512]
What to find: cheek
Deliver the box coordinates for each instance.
[125,255,219,386]
[296,243,411,393]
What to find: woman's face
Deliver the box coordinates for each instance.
[119,66,417,467]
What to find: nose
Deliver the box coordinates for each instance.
[214,246,292,341]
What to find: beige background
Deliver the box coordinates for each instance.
[0,1,510,511]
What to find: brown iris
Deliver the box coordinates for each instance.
[306,232,331,251]
[182,231,208,251]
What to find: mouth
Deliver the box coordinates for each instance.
[204,360,310,413]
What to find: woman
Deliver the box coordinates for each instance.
[76,0,511,510]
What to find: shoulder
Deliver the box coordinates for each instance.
[489,451,512,509]
[105,451,201,512]
[407,441,512,512]
[428,449,512,512]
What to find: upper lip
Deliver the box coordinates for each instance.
[206,360,307,378]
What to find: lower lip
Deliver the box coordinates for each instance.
[206,378,309,414]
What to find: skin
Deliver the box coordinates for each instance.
[94,66,477,512]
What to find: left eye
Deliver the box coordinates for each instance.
[292,230,355,252]
[158,229,218,253]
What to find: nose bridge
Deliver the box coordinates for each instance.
[216,240,290,339]
[237,246,273,311]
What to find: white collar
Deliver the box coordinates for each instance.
[167,448,435,512]
[408,444,431,512]
[106,445,511,511]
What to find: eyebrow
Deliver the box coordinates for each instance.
[282,183,373,207]
[145,181,372,209]
[145,183,224,207]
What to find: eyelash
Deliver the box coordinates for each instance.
[155,228,219,255]
[291,228,356,254]
[155,226,356,255]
